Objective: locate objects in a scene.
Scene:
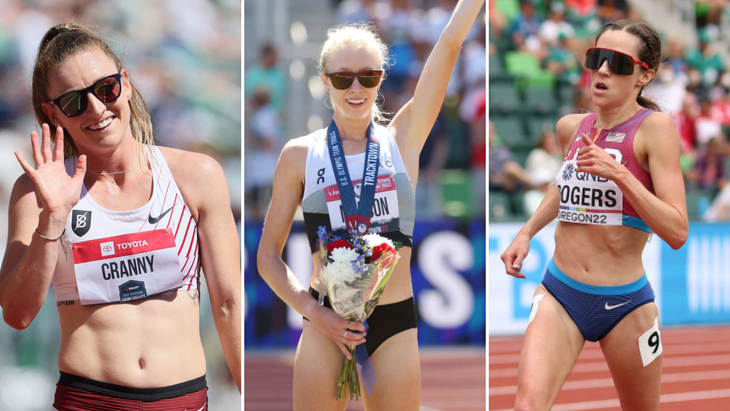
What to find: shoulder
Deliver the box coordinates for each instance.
[279,134,315,169]
[555,113,589,150]
[158,146,225,184]
[641,110,676,130]
[637,111,681,147]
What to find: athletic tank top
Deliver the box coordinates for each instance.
[53,146,201,305]
[555,109,654,232]
[301,124,416,253]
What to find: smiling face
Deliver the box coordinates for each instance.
[321,47,382,125]
[589,30,655,108]
[41,48,133,155]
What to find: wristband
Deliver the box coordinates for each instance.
[35,228,66,241]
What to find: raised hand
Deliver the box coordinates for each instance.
[14,124,87,221]
[576,132,623,180]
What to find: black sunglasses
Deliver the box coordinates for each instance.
[325,69,384,90]
[48,72,123,117]
[584,48,650,75]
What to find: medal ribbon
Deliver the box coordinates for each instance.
[352,321,377,396]
[326,119,380,235]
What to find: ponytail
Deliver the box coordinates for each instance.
[637,88,661,111]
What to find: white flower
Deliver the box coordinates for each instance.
[363,234,394,250]
[324,247,360,285]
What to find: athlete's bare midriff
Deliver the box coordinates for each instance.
[310,246,414,306]
[553,221,650,286]
[56,289,206,387]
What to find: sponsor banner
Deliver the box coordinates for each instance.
[72,229,182,305]
[661,223,730,325]
[244,220,486,348]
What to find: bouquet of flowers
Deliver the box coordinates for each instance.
[315,226,401,401]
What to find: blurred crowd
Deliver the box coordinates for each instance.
[0,1,241,409]
[489,0,730,222]
[244,0,487,221]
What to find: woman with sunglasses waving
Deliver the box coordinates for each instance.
[0,23,240,410]
[501,20,688,411]
[257,0,484,409]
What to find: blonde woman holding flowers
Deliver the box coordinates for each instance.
[257,0,485,408]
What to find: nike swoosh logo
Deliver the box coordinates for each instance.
[605,301,631,310]
[148,203,176,224]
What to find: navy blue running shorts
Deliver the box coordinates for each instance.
[541,259,655,342]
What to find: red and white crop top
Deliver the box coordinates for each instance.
[52,146,201,305]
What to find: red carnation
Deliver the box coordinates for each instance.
[371,243,396,261]
[327,240,353,253]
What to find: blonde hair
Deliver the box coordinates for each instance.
[32,23,155,165]
[318,23,392,124]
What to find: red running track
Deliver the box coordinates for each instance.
[489,325,730,410]
[245,347,486,411]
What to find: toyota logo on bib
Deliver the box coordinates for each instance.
[100,241,115,256]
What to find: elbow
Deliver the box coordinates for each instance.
[666,225,689,250]
[256,247,277,282]
[3,309,33,331]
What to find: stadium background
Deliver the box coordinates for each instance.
[244,0,486,409]
[0,1,241,410]
[489,0,730,409]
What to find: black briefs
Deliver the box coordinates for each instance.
[306,287,418,356]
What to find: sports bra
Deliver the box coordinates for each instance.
[555,109,655,232]
[301,124,416,253]
[52,146,201,305]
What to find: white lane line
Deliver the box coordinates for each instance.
[492,388,730,411]
[490,369,730,396]
[490,354,730,377]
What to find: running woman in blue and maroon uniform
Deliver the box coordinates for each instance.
[501,20,688,411]
[0,23,240,410]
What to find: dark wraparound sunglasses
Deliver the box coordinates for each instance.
[325,69,384,90]
[48,72,123,117]
[584,48,650,75]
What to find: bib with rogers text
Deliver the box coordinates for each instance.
[556,148,624,226]
[71,229,182,305]
[324,174,400,235]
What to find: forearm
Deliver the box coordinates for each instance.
[211,296,242,391]
[0,233,60,329]
[614,168,688,249]
[518,183,560,238]
[257,250,319,318]
[440,0,485,47]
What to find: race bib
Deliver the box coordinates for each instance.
[556,159,623,226]
[638,317,662,367]
[324,174,400,235]
[71,229,182,305]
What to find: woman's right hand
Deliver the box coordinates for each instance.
[14,124,87,225]
[307,302,367,359]
[501,231,531,279]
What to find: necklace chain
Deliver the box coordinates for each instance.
[86,160,139,175]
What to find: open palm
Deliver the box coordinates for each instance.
[15,124,87,217]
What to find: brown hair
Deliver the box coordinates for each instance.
[31,23,155,161]
[595,20,662,112]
